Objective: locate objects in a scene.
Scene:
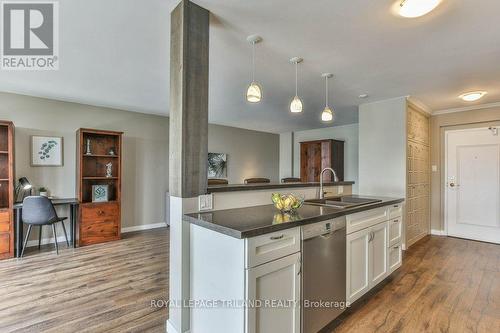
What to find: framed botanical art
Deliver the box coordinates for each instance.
[31,136,64,166]
[208,152,227,178]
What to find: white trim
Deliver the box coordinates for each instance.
[433,102,500,115]
[431,229,447,236]
[121,222,167,233]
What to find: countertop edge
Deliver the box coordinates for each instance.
[207,181,355,193]
[185,197,405,239]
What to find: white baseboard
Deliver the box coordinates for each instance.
[121,222,167,233]
[431,229,447,236]
[24,222,168,248]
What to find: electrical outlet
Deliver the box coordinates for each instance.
[198,194,213,211]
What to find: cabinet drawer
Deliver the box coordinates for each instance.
[0,211,10,232]
[80,219,119,245]
[346,207,389,234]
[389,243,402,273]
[81,203,119,220]
[388,217,402,247]
[389,203,403,219]
[246,227,300,268]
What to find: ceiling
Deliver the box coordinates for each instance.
[1,0,499,133]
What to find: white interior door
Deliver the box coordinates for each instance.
[446,127,500,244]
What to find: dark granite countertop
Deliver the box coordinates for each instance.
[207,181,355,193]
[184,195,404,238]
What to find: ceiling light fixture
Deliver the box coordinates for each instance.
[399,0,441,18]
[289,57,304,113]
[246,35,263,103]
[321,73,334,122]
[459,91,487,102]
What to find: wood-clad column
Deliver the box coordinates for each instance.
[167,1,209,332]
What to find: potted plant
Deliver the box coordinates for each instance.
[39,187,48,197]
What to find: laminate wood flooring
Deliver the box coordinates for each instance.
[0,229,498,333]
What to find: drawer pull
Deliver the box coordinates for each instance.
[98,210,105,216]
[393,205,399,208]
[393,219,399,223]
[393,246,400,249]
[270,234,284,240]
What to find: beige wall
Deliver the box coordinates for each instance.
[0,92,279,240]
[208,124,279,184]
[430,107,500,231]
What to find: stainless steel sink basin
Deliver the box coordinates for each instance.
[304,196,382,209]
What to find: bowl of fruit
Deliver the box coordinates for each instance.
[271,193,304,213]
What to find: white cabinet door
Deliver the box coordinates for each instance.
[369,222,389,287]
[346,227,371,303]
[246,253,300,333]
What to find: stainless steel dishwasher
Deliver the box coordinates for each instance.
[302,217,346,333]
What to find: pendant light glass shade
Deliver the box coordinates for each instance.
[246,35,262,103]
[290,96,303,113]
[247,82,262,103]
[321,106,334,122]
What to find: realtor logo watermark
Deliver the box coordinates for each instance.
[1,1,59,70]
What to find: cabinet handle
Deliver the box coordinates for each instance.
[393,219,399,223]
[368,232,374,242]
[393,246,400,249]
[270,234,284,240]
[98,210,104,216]
[393,205,399,208]
[297,256,301,276]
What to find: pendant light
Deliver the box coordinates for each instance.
[321,73,334,122]
[289,57,303,113]
[246,35,263,103]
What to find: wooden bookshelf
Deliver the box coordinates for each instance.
[0,121,14,259]
[76,128,123,246]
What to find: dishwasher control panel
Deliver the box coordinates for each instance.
[302,217,346,240]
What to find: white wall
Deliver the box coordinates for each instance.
[283,124,359,192]
[0,92,280,234]
[358,97,407,197]
[279,132,293,180]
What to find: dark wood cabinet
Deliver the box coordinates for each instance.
[300,139,344,182]
[0,121,14,259]
[77,129,122,246]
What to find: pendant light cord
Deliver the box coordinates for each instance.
[251,42,255,83]
[295,62,298,96]
[325,76,328,107]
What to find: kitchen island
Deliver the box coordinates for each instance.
[185,195,404,333]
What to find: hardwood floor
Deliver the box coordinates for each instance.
[329,235,500,333]
[0,229,498,333]
[0,229,169,333]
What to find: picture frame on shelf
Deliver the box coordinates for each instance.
[31,136,64,166]
[92,185,109,202]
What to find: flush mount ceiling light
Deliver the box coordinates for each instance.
[321,73,334,122]
[289,57,304,113]
[399,0,441,18]
[459,91,487,102]
[246,35,263,103]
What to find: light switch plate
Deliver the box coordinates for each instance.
[198,194,213,211]
[432,165,438,172]
[338,186,344,194]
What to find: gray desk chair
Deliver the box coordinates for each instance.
[20,196,69,257]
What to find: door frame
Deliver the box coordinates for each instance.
[443,126,499,241]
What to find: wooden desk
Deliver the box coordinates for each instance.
[14,198,79,257]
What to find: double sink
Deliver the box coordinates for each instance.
[304,195,381,209]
